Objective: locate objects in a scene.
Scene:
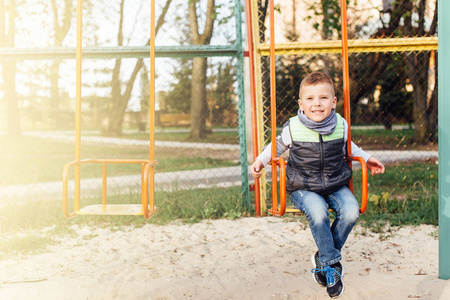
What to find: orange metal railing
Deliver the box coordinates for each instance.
[62,159,157,219]
[266,156,368,215]
[267,157,286,217]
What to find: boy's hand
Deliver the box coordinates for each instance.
[250,159,264,179]
[366,156,385,176]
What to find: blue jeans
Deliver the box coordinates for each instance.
[290,186,360,266]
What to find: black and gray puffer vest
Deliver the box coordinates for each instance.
[286,113,352,195]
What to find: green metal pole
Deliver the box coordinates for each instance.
[235,0,250,209]
[438,0,450,280]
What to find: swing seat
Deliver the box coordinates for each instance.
[62,159,157,219]
[268,156,368,216]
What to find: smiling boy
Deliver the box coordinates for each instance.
[250,72,385,298]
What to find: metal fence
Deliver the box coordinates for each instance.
[0,0,250,207]
[0,0,439,212]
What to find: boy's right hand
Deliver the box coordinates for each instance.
[250,159,264,179]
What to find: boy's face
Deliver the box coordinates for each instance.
[298,83,337,122]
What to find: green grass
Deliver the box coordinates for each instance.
[0,234,57,259]
[0,128,439,258]
[265,127,437,151]
[352,128,414,148]
[354,161,438,228]
[262,161,438,229]
[352,128,437,150]
[0,136,237,185]
[121,131,239,144]
[0,185,250,258]
[0,162,438,259]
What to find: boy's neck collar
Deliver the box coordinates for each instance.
[297,109,337,135]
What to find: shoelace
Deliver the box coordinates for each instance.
[311,266,341,285]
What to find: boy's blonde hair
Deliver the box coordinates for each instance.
[299,72,335,97]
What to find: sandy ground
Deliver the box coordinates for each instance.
[0,217,449,300]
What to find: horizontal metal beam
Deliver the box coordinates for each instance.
[0,45,240,60]
[259,37,438,55]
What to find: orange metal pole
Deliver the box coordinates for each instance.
[245,0,261,216]
[269,0,278,213]
[142,162,157,219]
[62,162,77,219]
[102,162,107,211]
[340,0,353,191]
[350,156,368,213]
[141,162,145,211]
[142,165,149,219]
[340,1,368,213]
[278,158,286,215]
[267,157,286,216]
[74,0,83,212]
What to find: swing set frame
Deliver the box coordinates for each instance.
[62,0,157,219]
[246,0,368,216]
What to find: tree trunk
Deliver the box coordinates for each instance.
[103,0,172,136]
[190,57,208,139]
[0,0,21,136]
[49,61,61,122]
[3,62,21,136]
[406,52,429,143]
[402,0,437,144]
[188,0,215,140]
[49,0,73,125]
[106,59,144,136]
[428,52,438,141]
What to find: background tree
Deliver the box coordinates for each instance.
[165,57,192,114]
[402,0,437,143]
[103,0,172,136]
[48,0,73,126]
[209,60,235,126]
[308,0,437,144]
[377,53,414,128]
[0,0,21,137]
[275,0,312,124]
[188,0,216,139]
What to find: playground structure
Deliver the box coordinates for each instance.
[61,0,249,218]
[59,0,440,219]
[62,0,370,219]
[62,0,158,218]
[244,0,448,279]
[45,1,448,276]
[438,0,450,281]
[245,0,438,216]
[246,0,369,217]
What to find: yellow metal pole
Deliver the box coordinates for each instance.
[102,162,107,211]
[141,162,145,212]
[268,0,278,214]
[258,37,438,55]
[245,0,261,215]
[149,0,156,209]
[250,0,267,214]
[75,0,83,212]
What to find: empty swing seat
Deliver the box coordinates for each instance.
[62,159,157,219]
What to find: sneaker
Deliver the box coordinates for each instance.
[311,251,327,287]
[324,262,345,299]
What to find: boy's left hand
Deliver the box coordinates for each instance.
[366,156,385,176]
